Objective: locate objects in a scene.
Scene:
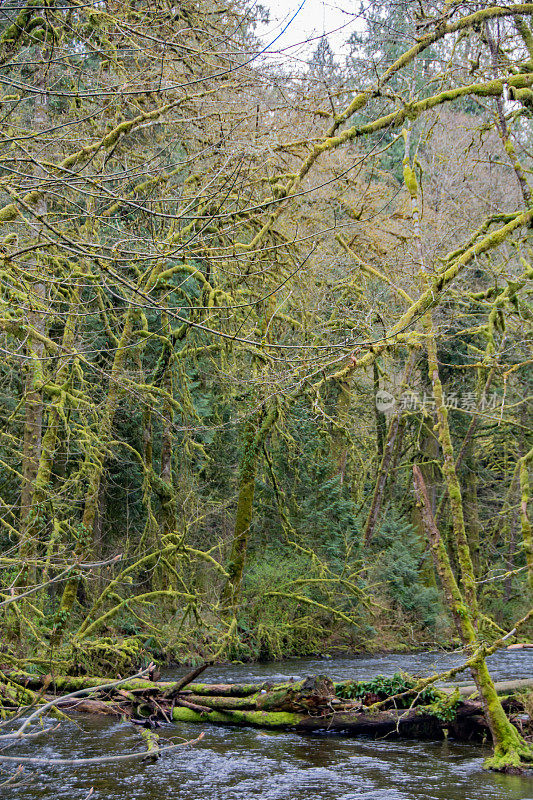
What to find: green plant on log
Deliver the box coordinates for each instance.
[426,689,462,724]
[336,672,440,707]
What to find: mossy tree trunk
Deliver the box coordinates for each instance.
[403,118,533,770]
[160,311,178,542]
[462,441,482,579]
[19,77,49,588]
[373,362,386,457]
[155,309,179,599]
[518,445,533,598]
[52,304,137,642]
[221,401,279,608]
[422,311,530,772]
[413,462,533,771]
[27,277,84,600]
[19,329,45,587]
[425,328,478,617]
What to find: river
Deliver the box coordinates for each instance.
[2,649,532,800]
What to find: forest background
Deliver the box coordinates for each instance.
[0,0,531,694]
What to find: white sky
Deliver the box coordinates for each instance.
[256,0,362,66]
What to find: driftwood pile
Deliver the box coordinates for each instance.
[7,665,532,743]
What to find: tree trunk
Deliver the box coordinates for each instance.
[19,78,49,587]
[413,462,533,771]
[373,361,386,456]
[462,441,481,579]
[160,310,177,541]
[221,402,278,607]
[52,303,137,642]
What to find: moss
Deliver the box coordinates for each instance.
[504,140,516,158]
[403,160,418,197]
[221,403,279,605]
[515,16,533,60]
[474,659,533,771]
[316,129,356,153]
[485,748,528,773]
[518,447,533,596]
[51,576,79,643]
[0,0,37,45]
[0,203,19,223]
[171,706,305,728]
[512,86,533,106]
[272,182,287,198]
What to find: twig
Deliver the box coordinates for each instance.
[12,665,154,738]
[0,732,205,766]
[0,724,60,742]
[165,662,211,697]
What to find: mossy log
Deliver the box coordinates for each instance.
[9,671,533,701]
[169,700,491,740]
[6,671,273,697]
[4,670,530,746]
[6,672,344,712]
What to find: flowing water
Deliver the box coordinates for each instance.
[2,649,533,800]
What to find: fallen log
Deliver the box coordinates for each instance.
[55,698,124,716]
[169,699,490,740]
[6,671,272,697]
[9,670,533,702]
[174,697,214,714]
[169,676,344,713]
[442,678,533,697]
[4,669,530,744]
